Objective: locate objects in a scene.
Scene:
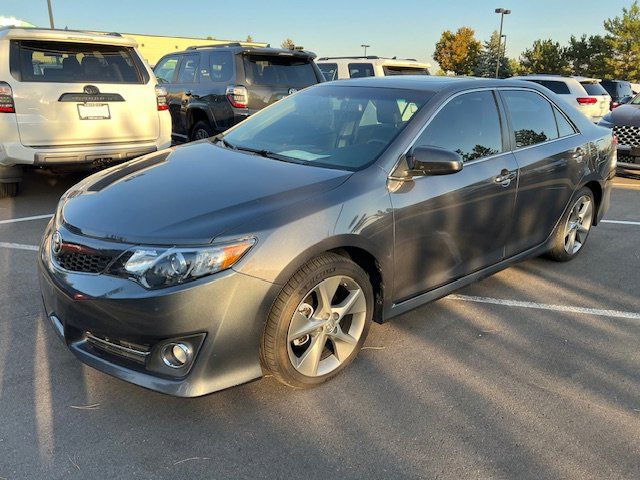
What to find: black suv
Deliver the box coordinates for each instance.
[601,80,634,110]
[153,44,324,142]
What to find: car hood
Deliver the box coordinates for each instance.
[61,141,351,245]
[608,103,640,126]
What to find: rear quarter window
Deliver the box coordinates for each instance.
[528,80,571,95]
[581,82,608,96]
[348,63,374,78]
[10,40,147,84]
[243,55,318,87]
[317,63,338,81]
[200,51,233,83]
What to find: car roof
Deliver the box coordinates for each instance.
[0,27,137,47]
[181,43,316,59]
[512,74,602,83]
[319,75,542,93]
[317,57,431,68]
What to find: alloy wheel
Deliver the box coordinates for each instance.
[194,128,210,140]
[563,195,593,255]
[287,275,367,377]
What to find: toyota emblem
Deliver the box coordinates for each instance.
[52,231,63,255]
[83,85,100,95]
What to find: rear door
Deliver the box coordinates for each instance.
[10,40,159,146]
[242,53,320,110]
[169,53,200,136]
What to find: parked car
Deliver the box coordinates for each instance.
[600,80,634,110]
[39,77,614,397]
[511,75,611,123]
[316,56,430,81]
[599,94,640,175]
[153,44,324,142]
[0,27,172,198]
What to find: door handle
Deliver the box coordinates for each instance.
[495,169,517,187]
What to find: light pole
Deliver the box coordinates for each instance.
[361,44,370,57]
[47,0,55,29]
[494,8,511,78]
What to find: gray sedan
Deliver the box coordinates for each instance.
[39,77,615,396]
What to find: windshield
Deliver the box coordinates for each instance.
[222,86,431,171]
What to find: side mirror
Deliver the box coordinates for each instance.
[406,146,464,176]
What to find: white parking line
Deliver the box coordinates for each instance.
[601,219,640,226]
[446,294,640,320]
[0,214,53,225]
[0,242,39,252]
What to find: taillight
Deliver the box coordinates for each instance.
[226,85,248,109]
[610,100,620,110]
[576,97,598,105]
[0,82,15,113]
[155,85,168,111]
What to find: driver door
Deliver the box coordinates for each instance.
[390,89,519,303]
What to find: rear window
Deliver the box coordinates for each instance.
[243,54,318,87]
[382,66,430,76]
[10,40,146,84]
[317,63,338,81]
[581,82,608,96]
[348,63,374,78]
[527,80,570,95]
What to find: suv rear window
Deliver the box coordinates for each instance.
[382,66,429,76]
[581,82,608,96]
[10,40,147,84]
[243,54,318,87]
[527,80,570,95]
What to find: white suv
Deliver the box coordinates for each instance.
[0,28,171,198]
[511,75,611,123]
[316,56,430,81]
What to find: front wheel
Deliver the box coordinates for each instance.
[261,253,374,388]
[545,187,595,262]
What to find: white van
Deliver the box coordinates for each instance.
[0,28,171,197]
[316,56,430,81]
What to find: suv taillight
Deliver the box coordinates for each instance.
[0,82,15,113]
[226,85,248,109]
[155,85,168,111]
[576,97,598,105]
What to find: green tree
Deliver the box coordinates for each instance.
[519,39,570,75]
[433,27,481,75]
[565,34,608,78]
[605,1,640,80]
[281,38,296,50]
[473,31,513,78]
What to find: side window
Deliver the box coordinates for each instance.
[348,63,374,78]
[414,91,503,162]
[502,91,559,148]
[554,108,576,137]
[154,56,178,84]
[317,63,338,81]
[176,55,199,83]
[201,51,233,83]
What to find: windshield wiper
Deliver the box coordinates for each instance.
[229,144,307,165]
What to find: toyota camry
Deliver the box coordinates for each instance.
[39,76,615,396]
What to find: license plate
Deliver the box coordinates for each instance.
[77,103,110,120]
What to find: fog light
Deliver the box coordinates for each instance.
[161,342,192,368]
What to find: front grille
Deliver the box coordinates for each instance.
[56,251,113,273]
[85,332,150,364]
[613,125,640,147]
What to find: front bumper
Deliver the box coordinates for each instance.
[38,225,280,397]
[616,145,640,171]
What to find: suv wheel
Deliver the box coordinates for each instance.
[190,121,214,141]
[0,182,19,199]
[261,253,374,388]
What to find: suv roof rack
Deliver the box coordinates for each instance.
[186,42,244,50]
[0,26,122,37]
[317,56,419,61]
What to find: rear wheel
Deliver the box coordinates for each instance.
[261,253,374,388]
[0,182,19,199]
[546,187,595,262]
[190,121,214,141]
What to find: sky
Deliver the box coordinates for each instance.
[2,0,635,67]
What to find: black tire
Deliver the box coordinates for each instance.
[0,182,19,199]
[189,121,214,141]
[545,186,595,262]
[260,252,374,388]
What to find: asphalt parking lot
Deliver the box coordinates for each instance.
[0,169,639,480]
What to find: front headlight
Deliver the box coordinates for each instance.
[114,238,256,289]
